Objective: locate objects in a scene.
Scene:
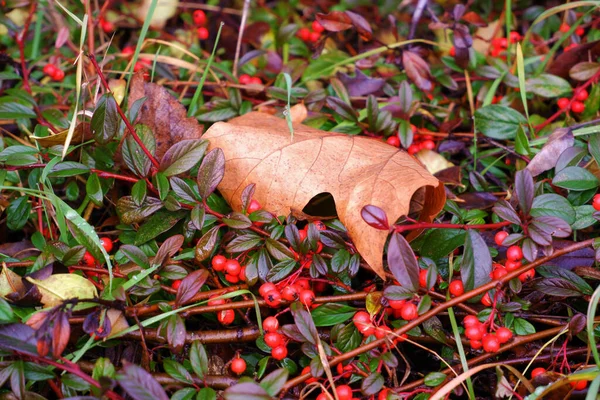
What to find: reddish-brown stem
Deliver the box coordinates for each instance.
[91,169,140,183]
[280,238,594,393]
[15,1,37,93]
[394,220,512,233]
[86,54,160,170]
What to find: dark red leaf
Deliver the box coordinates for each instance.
[402,51,432,92]
[175,269,209,306]
[241,183,256,213]
[492,200,521,225]
[290,302,318,345]
[387,232,419,291]
[197,148,225,199]
[316,11,353,32]
[514,169,534,215]
[52,313,70,357]
[361,205,389,230]
[460,230,492,291]
[461,11,488,26]
[154,234,184,267]
[117,362,169,400]
[346,11,372,40]
[337,70,385,97]
[526,128,574,177]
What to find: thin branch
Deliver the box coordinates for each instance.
[232,0,251,77]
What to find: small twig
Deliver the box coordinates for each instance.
[232,0,251,77]
[408,0,429,40]
[394,220,511,234]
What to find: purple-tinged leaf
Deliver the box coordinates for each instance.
[528,224,552,246]
[338,70,384,97]
[259,368,289,397]
[568,314,586,336]
[0,324,38,356]
[387,232,419,291]
[452,4,466,20]
[535,278,584,297]
[527,128,574,177]
[361,205,389,230]
[457,192,497,209]
[222,212,252,229]
[197,148,225,199]
[91,94,119,145]
[492,200,521,225]
[154,234,184,267]
[280,324,307,342]
[383,285,414,300]
[403,51,433,91]
[52,313,70,357]
[175,269,209,306]
[166,314,186,354]
[315,11,353,32]
[290,302,318,345]
[223,382,271,400]
[362,372,384,395]
[398,81,413,114]
[537,265,593,294]
[460,230,492,291]
[502,233,524,246]
[117,362,169,400]
[326,96,359,122]
[531,216,572,238]
[346,11,372,40]
[195,226,219,262]
[241,183,256,213]
[521,238,538,262]
[160,139,208,176]
[514,169,534,215]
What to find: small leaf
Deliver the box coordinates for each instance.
[259,368,289,397]
[424,372,446,387]
[86,173,104,206]
[513,318,536,335]
[163,359,192,384]
[460,230,492,291]
[311,304,356,326]
[121,124,156,178]
[290,302,319,345]
[6,196,31,231]
[474,105,527,140]
[175,269,209,306]
[527,128,574,176]
[223,382,271,400]
[190,341,208,379]
[117,196,163,225]
[387,232,419,292]
[526,74,572,98]
[197,148,225,199]
[361,372,384,395]
[315,11,353,31]
[195,226,220,262]
[134,210,186,245]
[160,139,208,176]
[222,212,252,229]
[531,194,576,225]
[91,94,119,144]
[514,169,534,215]
[361,205,389,230]
[552,166,599,191]
[117,362,169,400]
[492,200,521,225]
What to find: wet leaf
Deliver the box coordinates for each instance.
[387,232,419,291]
[527,128,574,177]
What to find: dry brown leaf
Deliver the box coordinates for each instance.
[30,122,91,148]
[128,72,203,160]
[202,112,445,278]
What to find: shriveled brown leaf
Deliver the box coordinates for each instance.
[316,11,353,32]
[526,128,574,177]
[30,122,92,148]
[547,40,600,78]
[128,72,203,160]
[202,112,445,278]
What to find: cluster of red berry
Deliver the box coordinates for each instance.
[297,21,325,43]
[261,315,288,360]
[462,315,513,352]
[212,255,247,284]
[258,279,315,308]
[239,74,263,85]
[494,233,536,282]
[557,89,588,114]
[192,10,209,40]
[42,64,65,82]
[385,125,436,155]
[530,367,588,390]
[559,23,585,36]
[77,238,113,278]
[489,32,522,57]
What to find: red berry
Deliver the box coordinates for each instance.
[171,280,182,290]
[264,332,284,348]
[225,274,239,284]
[575,27,585,36]
[100,237,113,252]
[593,194,600,211]
[239,266,247,282]
[316,394,328,400]
[465,326,483,341]
[210,255,226,272]
[297,27,311,41]
[388,299,406,310]
[559,23,570,33]
[259,282,277,297]
[449,280,464,297]
[337,363,353,378]
[505,260,522,271]
[239,74,252,84]
[197,27,209,40]
[353,311,371,325]
[271,345,288,360]
[133,62,146,72]
[295,278,310,291]
[419,269,428,288]
[299,289,315,307]
[470,340,482,349]
[263,316,279,332]
[336,385,353,400]
[250,76,262,85]
[386,136,400,147]
[531,367,546,378]
[43,63,57,77]
[407,144,420,155]
[496,327,513,343]
[264,290,282,307]
[230,357,246,374]
[100,18,114,33]
[518,269,535,282]
[374,325,392,340]
[193,10,207,26]
[570,380,588,390]
[481,292,493,307]
[400,303,418,321]
[576,89,589,101]
[494,231,509,246]
[421,139,435,150]
[492,266,508,280]
[463,315,480,327]
[449,46,456,56]
[247,199,261,213]
[482,334,500,352]
[281,285,299,301]
[378,389,390,400]
[557,97,570,109]
[506,245,523,261]
[308,31,321,43]
[565,43,578,51]
[571,101,585,113]
[82,251,96,267]
[225,259,241,276]
[509,31,521,43]
[122,46,135,56]
[52,69,65,81]
[312,20,325,33]
[303,366,318,383]
[217,309,235,325]
[207,296,226,306]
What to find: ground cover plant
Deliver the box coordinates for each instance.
[2,0,600,399]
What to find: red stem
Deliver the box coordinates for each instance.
[394,220,512,233]
[15,2,37,93]
[86,54,160,170]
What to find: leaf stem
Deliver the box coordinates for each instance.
[394,220,512,233]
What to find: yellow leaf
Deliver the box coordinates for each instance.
[28,274,98,309]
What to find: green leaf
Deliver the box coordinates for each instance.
[0,102,36,119]
[195,226,220,262]
[190,341,208,380]
[197,388,217,400]
[160,139,208,176]
[91,94,120,144]
[424,371,447,387]
[117,196,163,224]
[460,230,492,291]
[119,245,150,269]
[163,360,193,384]
[7,196,31,231]
[526,74,572,98]
[48,161,89,177]
[134,210,186,245]
[331,249,350,273]
[122,124,156,178]
[311,304,356,326]
[361,372,384,395]
[222,212,252,230]
[513,318,536,335]
[0,298,14,322]
[153,172,170,201]
[266,259,297,282]
[336,323,362,353]
[259,368,288,397]
[86,173,103,206]
[290,302,318,344]
[418,229,465,260]
[474,105,527,140]
[131,179,147,206]
[531,194,576,225]
[552,166,599,191]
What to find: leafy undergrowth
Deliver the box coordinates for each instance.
[2,1,600,399]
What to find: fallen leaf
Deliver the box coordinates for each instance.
[0,265,26,299]
[415,149,454,175]
[526,128,574,177]
[30,122,92,148]
[128,72,203,160]
[547,40,600,78]
[202,112,445,278]
[27,274,98,309]
[134,0,178,29]
[316,11,353,32]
